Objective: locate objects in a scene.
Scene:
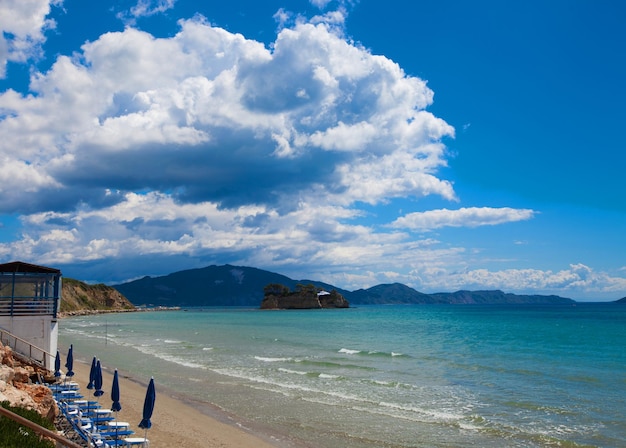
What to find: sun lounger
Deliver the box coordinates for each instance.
[123,437,150,447]
[47,360,144,448]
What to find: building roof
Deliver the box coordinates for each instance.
[0,261,61,275]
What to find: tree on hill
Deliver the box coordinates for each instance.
[295,283,319,295]
[264,283,290,296]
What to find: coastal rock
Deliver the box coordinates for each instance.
[12,366,31,383]
[261,284,349,309]
[1,344,15,367]
[318,291,350,308]
[1,382,38,413]
[0,342,58,420]
[13,382,58,420]
[0,364,14,383]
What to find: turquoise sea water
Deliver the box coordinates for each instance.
[59,304,626,447]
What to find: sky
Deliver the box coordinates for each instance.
[0,0,625,301]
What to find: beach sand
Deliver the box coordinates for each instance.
[69,361,280,447]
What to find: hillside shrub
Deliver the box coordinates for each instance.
[0,401,55,448]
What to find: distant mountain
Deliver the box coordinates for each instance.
[349,284,574,305]
[349,283,438,304]
[113,264,334,307]
[428,289,574,305]
[616,297,626,303]
[113,264,576,307]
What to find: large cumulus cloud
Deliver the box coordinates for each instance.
[0,15,454,214]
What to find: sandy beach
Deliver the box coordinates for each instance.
[69,361,280,448]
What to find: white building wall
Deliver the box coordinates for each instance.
[0,315,57,370]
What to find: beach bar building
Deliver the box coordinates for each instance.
[0,261,62,370]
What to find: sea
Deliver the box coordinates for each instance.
[58,303,626,448]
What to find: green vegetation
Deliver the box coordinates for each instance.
[264,283,320,297]
[0,402,55,448]
[263,283,291,296]
[264,283,320,295]
[60,277,135,313]
[295,283,320,295]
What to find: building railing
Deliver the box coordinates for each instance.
[0,327,53,370]
[0,298,56,317]
[0,405,84,448]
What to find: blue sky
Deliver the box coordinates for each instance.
[0,0,624,301]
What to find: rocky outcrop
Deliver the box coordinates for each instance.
[0,342,58,421]
[261,285,349,310]
[317,291,350,308]
[60,278,136,315]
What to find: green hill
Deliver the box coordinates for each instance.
[114,265,309,307]
[61,278,135,314]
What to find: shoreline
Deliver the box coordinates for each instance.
[68,359,284,447]
[58,306,181,318]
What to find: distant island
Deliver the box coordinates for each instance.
[111,264,580,307]
[260,283,349,309]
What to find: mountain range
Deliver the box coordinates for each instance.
[113,264,577,307]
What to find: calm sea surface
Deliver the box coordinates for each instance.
[59,304,626,447]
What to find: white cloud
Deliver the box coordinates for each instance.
[310,0,333,8]
[273,8,290,29]
[0,192,377,275]
[0,14,456,215]
[418,264,626,300]
[1,189,624,300]
[310,8,347,30]
[0,0,60,77]
[309,121,377,151]
[130,0,177,18]
[336,150,457,206]
[390,207,536,231]
[116,0,177,25]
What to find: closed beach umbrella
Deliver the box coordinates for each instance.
[94,360,104,398]
[111,369,121,412]
[138,377,156,438]
[87,356,97,389]
[54,351,61,378]
[65,344,74,378]
[111,369,122,438]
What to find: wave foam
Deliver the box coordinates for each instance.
[134,345,206,369]
[278,368,307,376]
[338,348,361,355]
[255,356,292,363]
